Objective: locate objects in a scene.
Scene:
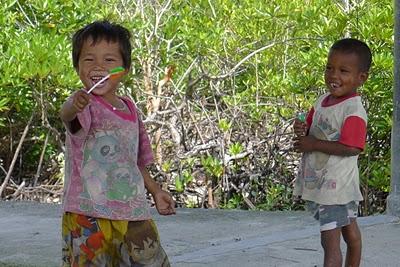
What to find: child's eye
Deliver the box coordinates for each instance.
[83,58,93,62]
[105,58,116,62]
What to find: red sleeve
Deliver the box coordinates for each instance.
[306,107,315,129]
[339,116,367,150]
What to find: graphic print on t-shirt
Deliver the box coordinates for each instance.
[304,116,331,190]
[79,130,142,215]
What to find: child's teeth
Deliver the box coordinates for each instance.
[92,76,104,82]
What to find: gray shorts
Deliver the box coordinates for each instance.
[307,201,358,232]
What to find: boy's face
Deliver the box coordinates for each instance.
[77,37,126,97]
[324,50,368,98]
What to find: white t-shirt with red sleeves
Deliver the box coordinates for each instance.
[62,93,154,221]
[294,92,367,205]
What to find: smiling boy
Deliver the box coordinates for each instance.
[60,20,175,266]
[293,38,372,267]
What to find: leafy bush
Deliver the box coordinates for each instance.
[0,0,393,215]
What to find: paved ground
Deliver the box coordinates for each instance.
[0,201,399,267]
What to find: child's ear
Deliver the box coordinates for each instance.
[123,67,130,76]
[359,71,369,85]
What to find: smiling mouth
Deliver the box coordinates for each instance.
[90,75,107,87]
[330,82,340,89]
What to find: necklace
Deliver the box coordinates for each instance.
[111,99,127,111]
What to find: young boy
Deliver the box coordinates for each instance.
[60,20,175,266]
[293,38,372,267]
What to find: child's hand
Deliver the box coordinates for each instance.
[293,135,317,152]
[60,90,91,125]
[72,90,91,113]
[153,189,176,216]
[293,118,308,137]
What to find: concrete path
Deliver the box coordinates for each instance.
[0,201,399,267]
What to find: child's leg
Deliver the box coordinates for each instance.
[341,218,361,267]
[321,228,342,267]
[315,202,357,267]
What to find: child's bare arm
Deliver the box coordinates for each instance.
[293,135,361,156]
[140,167,176,215]
[60,90,90,133]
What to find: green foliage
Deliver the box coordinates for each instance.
[175,170,194,193]
[0,0,110,184]
[0,98,10,127]
[218,119,231,133]
[228,142,243,156]
[201,155,223,180]
[161,160,173,173]
[221,193,243,209]
[256,183,293,211]
[0,0,393,214]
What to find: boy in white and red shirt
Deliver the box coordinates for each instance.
[293,38,372,267]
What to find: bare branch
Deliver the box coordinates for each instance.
[0,111,35,197]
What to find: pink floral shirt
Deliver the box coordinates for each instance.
[62,93,154,221]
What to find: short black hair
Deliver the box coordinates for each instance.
[329,38,372,72]
[72,20,131,70]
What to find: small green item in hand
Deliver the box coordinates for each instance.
[297,112,306,122]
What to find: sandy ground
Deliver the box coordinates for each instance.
[0,201,399,267]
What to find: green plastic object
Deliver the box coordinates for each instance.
[297,112,306,122]
[109,66,125,75]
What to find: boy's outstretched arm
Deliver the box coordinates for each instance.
[293,135,361,156]
[60,90,90,133]
[140,166,176,215]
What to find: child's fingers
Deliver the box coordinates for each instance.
[294,128,305,135]
[293,138,302,152]
[167,206,176,215]
[160,209,173,215]
[73,91,91,111]
[73,99,88,111]
[294,129,303,135]
[77,91,91,103]
[159,207,175,215]
[293,122,307,136]
[158,196,176,215]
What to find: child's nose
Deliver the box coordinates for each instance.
[328,69,338,79]
[92,58,106,69]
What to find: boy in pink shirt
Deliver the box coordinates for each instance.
[293,38,372,267]
[60,20,175,266]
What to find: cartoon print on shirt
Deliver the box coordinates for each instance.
[316,113,341,140]
[107,166,138,201]
[80,130,141,212]
[90,133,122,164]
[81,160,108,206]
[304,115,332,190]
[303,153,328,190]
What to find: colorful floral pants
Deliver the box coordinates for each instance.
[62,212,170,266]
